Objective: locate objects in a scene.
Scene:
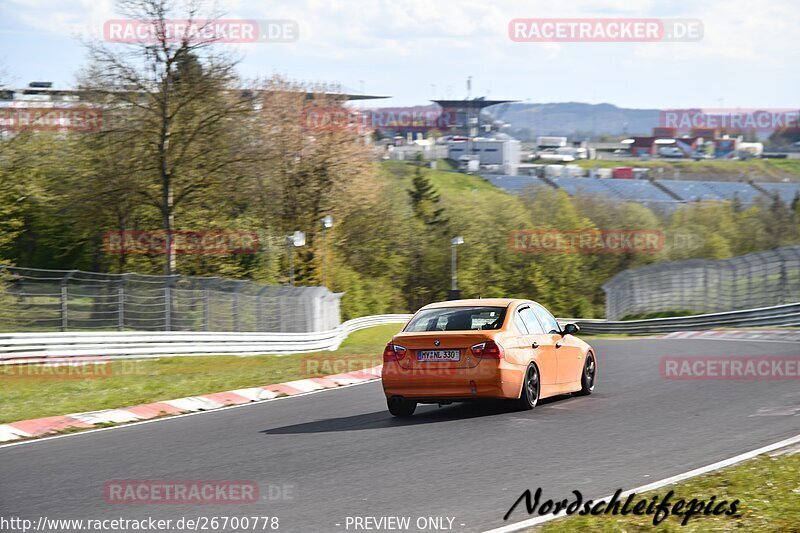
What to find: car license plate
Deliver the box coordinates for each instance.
[417,350,460,362]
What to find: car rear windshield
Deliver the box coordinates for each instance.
[404,306,507,332]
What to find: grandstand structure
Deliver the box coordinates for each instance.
[484,174,800,210]
[757,182,800,204]
[484,175,548,194]
[0,81,390,134]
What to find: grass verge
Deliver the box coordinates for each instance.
[0,324,400,424]
[533,451,800,532]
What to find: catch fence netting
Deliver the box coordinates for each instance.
[603,246,800,319]
[0,266,341,332]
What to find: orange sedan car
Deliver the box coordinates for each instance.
[382,298,596,417]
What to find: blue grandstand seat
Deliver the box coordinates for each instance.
[483,175,546,194]
[703,182,761,204]
[599,179,676,202]
[756,182,800,205]
[656,180,723,202]
[548,176,614,196]
[483,174,796,212]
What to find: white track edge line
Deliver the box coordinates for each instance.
[654,337,800,345]
[483,432,800,533]
[579,337,799,344]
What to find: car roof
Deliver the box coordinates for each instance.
[420,298,532,310]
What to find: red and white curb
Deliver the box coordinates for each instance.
[661,329,800,342]
[0,365,383,443]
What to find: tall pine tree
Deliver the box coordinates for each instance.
[407,161,447,228]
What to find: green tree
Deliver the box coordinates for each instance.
[760,195,797,248]
[408,159,447,228]
[244,76,378,287]
[516,188,596,316]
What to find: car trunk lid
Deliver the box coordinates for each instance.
[392,331,489,369]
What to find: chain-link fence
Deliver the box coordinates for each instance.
[603,246,800,319]
[0,266,342,333]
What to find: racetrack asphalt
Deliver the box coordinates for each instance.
[1,339,799,532]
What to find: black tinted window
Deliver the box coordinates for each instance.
[405,306,507,332]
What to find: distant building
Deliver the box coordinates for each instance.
[0,81,389,105]
[0,82,102,134]
[0,81,390,134]
[652,127,677,137]
[628,136,657,157]
[432,98,518,137]
[624,127,744,159]
[448,134,520,175]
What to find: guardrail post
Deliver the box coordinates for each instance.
[60,282,68,332]
[232,283,241,332]
[256,292,263,331]
[116,273,130,331]
[117,282,125,331]
[780,263,788,305]
[165,285,171,331]
[203,287,210,331]
[59,270,77,332]
[164,274,181,331]
[256,286,270,332]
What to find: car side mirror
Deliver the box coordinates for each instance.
[562,323,579,336]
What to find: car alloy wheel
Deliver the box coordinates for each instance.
[517,364,539,410]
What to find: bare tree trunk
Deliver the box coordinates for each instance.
[162,192,175,275]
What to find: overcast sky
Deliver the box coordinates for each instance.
[1,0,798,109]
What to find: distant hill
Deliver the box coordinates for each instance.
[487,102,662,140]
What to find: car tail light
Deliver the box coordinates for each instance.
[383,343,407,362]
[471,340,504,359]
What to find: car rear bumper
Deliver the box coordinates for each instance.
[381,360,525,400]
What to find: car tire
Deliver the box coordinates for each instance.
[387,396,417,417]
[514,363,539,410]
[575,352,596,396]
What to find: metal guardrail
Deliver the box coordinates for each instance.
[0,314,413,363]
[2,303,798,364]
[569,302,800,335]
